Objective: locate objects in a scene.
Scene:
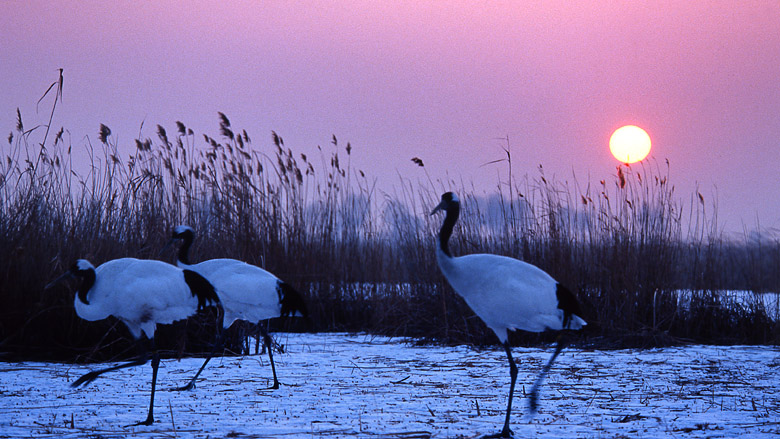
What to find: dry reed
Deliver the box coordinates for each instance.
[1,78,778,362]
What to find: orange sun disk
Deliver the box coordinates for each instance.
[609,125,651,164]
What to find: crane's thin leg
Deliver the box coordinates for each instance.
[259,325,280,389]
[172,308,225,391]
[71,339,149,388]
[529,334,567,413]
[128,347,160,427]
[172,329,223,391]
[255,325,262,355]
[484,341,517,438]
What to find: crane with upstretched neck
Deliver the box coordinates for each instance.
[432,192,586,438]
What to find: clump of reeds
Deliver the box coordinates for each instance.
[1,77,778,362]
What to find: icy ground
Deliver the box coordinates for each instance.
[1,333,778,438]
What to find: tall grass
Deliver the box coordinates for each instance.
[1,83,778,361]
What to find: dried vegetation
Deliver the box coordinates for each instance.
[1,78,777,362]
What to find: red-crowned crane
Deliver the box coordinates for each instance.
[163,225,309,391]
[432,192,586,438]
[46,258,221,426]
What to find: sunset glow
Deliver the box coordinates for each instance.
[1,2,779,230]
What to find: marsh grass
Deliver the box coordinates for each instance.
[1,82,778,361]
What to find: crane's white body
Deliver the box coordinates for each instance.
[177,258,281,329]
[75,258,205,339]
[50,257,219,426]
[432,191,586,436]
[436,251,586,343]
[164,225,307,391]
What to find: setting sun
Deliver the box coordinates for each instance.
[609,125,651,164]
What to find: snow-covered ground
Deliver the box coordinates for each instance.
[1,333,778,438]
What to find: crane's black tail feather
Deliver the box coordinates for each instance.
[278,282,309,320]
[555,283,583,329]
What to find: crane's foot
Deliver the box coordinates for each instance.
[71,371,101,387]
[482,427,513,438]
[126,415,154,427]
[529,393,540,413]
[170,381,196,392]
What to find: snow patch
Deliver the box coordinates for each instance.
[0,333,778,437]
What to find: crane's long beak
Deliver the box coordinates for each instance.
[158,238,177,258]
[45,271,74,289]
[431,201,446,215]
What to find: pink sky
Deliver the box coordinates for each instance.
[2,1,779,233]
